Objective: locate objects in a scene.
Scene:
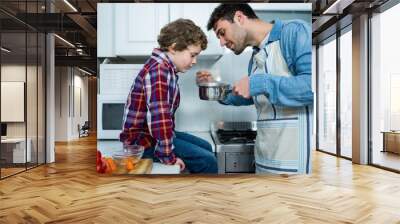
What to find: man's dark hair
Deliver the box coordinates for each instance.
[207,3,258,31]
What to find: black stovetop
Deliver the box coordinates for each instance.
[216,129,257,144]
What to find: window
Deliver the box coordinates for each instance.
[0,1,47,179]
[371,3,400,171]
[317,36,337,154]
[339,28,352,158]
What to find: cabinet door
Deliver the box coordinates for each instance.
[115,3,169,56]
[169,3,223,57]
[97,3,115,57]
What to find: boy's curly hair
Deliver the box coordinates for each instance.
[158,19,207,51]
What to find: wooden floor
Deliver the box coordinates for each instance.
[1,167,25,177]
[372,150,400,171]
[1,135,400,223]
[1,163,44,178]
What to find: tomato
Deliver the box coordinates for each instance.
[96,154,108,174]
[96,161,104,173]
[96,150,102,164]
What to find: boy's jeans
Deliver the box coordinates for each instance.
[142,131,218,174]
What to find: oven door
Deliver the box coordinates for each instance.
[217,145,255,173]
[97,95,126,139]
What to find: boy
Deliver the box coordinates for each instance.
[120,19,218,173]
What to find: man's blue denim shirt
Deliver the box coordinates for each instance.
[222,19,313,107]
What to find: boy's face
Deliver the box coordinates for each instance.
[170,44,202,73]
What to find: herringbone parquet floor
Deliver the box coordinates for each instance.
[1,135,400,223]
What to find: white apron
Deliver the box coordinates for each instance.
[249,40,312,174]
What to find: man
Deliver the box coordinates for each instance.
[197,3,313,174]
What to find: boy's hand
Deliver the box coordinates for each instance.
[196,70,214,84]
[174,157,186,172]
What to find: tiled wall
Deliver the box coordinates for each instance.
[175,50,257,132]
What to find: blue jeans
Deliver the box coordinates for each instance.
[143,131,218,174]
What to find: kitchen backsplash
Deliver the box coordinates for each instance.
[174,49,257,132]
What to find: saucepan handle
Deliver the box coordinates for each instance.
[226,85,233,94]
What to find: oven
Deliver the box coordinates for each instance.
[97,64,143,140]
[97,95,126,139]
[211,121,257,174]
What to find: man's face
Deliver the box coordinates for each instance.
[214,19,247,55]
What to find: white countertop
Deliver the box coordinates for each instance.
[151,163,180,174]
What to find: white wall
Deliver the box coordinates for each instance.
[1,65,33,137]
[1,65,26,81]
[1,65,26,141]
[55,67,68,141]
[55,67,89,141]
[174,50,257,132]
[72,72,89,138]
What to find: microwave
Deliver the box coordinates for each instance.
[97,95,127,139]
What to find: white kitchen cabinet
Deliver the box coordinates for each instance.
[169,3,223,58]
[97,3,116,57]
[114,3,169,56]
[98,3,223,58]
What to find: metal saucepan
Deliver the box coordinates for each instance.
[198,82,232,101]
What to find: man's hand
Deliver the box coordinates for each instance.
[174,157,186,172]
[233,76,251,99]
[196,70,214,85]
